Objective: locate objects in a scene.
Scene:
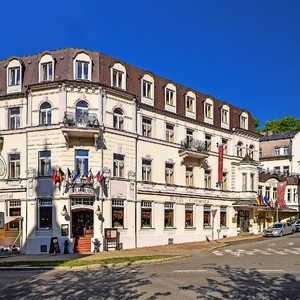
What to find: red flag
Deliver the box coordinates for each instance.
[87,169,93,182]
[277,181,287,208]
[218,145,224,182]
[52,169,58,183]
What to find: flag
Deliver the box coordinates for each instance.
[263,195,269,206]
[73,169,80,180]
[58,168,64,183]
[87,169,93,182]
[277,181,287,209]
[96,171,104,183]
[259,195,264,205]
[66,168,71,182]
[52,169,58,183]
[256,195,261,205]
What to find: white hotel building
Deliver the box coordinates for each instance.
[0,48,260,254]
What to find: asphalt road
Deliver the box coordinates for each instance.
[1,234,300,300]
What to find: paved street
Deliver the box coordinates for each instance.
[1,234,300,299]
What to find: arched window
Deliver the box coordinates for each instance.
[40,102,52,125]
[113,108,124,130]
[76,101,89,126]
[237,142,243,157]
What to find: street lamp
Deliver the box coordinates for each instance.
[211,209,218,240]
[61,205,68,216]
[95,205,101,216]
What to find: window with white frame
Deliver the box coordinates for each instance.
[9,107,20,129]
[204,170,211,188]
[112,199,124,228]
[283,146,289,155]
[40,102,52,125]
[164,203,174,227]
[141,201,152,228]
[143,80,152,99]
[166,89,174,106]
[242,173,247,191]
[274,147,280,156]
[76,101,89,126]
[166,123,174,142]
[7,200,21,230]
[185,203,194,227]
[249,145,254,159]
[220,206,227,227]
[9,67,20,86]
[222,109,228,123]
[142,159,152,181]
[185,91,196,118]
[113,154,124,177]
[204,98,214,124]
[258,185,263,196]
[274,166,280,174]
[205,135,212,151]
[273,187,277,200]
[113,108,124,130]
[203,205,211,227]
[41,62,53,81]
[111,62,126,90]
[165,163,174,184]
[142,117,152,138]
[237,142,243,157]
[287,188,291,202]
[186,166,193,186]
[293,188,297,202]
[39,151,51,176]
[73,52,92,81]
[283,166,289,176]
[240,112,248,129]
[9,153,20,178]
[38,199,52,229]
[186,129,193,147]
[186,97,194,113]
[250,173,254,191]
[113,69,123,88]
[222,139,228,155]
[266,186,270,198]
[241,116,246,129]
[205,103,212,118]
[75,150,89,177]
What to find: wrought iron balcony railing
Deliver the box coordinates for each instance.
[62,112,100,128]
[180,138,207,152]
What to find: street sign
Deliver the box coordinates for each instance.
[0,212,4,229]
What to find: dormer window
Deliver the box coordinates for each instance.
[221,104,230,129]
[205,103,212,118]
[166,89,174,105]
[164,82,176,113]
[38,53,55,82]
[111,62,126,90]
[9,67,20,86]
[73,51,92,81]
[204,97,214,125]
[185,90,196,119]
[41,63,53,81]
[6,58,23,93]
[240,112,248,129]
[141,73,154,106]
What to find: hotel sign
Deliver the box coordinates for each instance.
[170,196,209,204]
[0,193,13,199]
[68,187,95,197]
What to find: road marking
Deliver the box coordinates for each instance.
[256,270,284,272]
[212,250,223,256]
[174,270,207,273]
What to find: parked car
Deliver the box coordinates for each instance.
[295,219,300,232]
[264,222,295,237]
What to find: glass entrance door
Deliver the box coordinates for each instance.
[72,211,93,237]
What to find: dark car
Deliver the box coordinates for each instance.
[295,219,300,232]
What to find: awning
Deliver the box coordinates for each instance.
[4,216,22,224]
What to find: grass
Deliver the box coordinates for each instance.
[0,255,175,268]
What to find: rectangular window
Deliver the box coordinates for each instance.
[274,147,280,156]
[42,62,53,81]
[76,61,89,80]
[242,173,247,191]
[203,205,211,227]
[9,108,20,129]
[283,146,289,155]
[186,166,193,186]
[164,203,174,227]
[220,206,227,227]
[142,159,152,181]
[143,80,152,98]
[274,166,280,175]
[241,116,246,129]
[287,188,291,202]
[39,151,51,176]
[187,129,193,147]
[272,188,277,200]
[142,117,152,138]
[293,188,297,202]
[38,199,52,229]
[250,173,254,191]
[141,201,152,228]
[204,170,211,188]
[185,204,193,227]
[7,200,21,230]
[222,109,228,123]
[258,185,263,195]
[283,166,289,176]
[75,150,89,177]
[9,67,20,85]
[266,186,270,198]
[205,103,211,118]
[166,124,174,142]
[165,163,174,184]
[166,89,174,105]
[112,200,124,228]
[113,154,125,177]
[205,135,212,151]
[113,69,123,88]
[222,139,228,155]
[9,153,20,178]
[186,97,193,112]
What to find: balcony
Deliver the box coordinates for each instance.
[179,138,208,165]
[68,179,96,197]
[61,112,101,150]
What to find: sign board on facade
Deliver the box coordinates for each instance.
[0,212,4,229]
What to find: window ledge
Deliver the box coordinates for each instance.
[184,227,196,230]
[203,226,212,229]
[140,227,156,230]
[164,227,177,230]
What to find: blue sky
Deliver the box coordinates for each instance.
[2,0,300,129]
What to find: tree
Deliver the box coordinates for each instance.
[262,116,300,134]
[253,118,261,133]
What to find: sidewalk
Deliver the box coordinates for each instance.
[0,234,262,263]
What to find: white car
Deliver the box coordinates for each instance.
[264,222,295,237]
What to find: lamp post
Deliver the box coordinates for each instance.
[211,209,217,240]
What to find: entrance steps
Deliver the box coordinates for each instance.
[74,237,91,253]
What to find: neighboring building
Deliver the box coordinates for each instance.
[258,132,300,231]
[0,48,260,254]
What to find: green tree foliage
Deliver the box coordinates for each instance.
[262,116,300,134]
[253,118,261,133]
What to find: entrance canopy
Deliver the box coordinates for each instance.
[4,216,22,224]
